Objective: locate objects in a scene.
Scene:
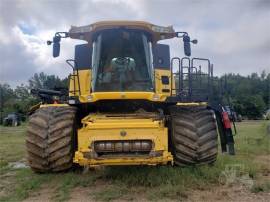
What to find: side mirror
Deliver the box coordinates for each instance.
[53,36,61,57]
[191,39,198,44]
[183,35,191,56]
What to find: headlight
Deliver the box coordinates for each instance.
[152,94,160,101]
[70,25,93,33]
[151,25,174,33]
[87,95,94,101]
[52,95,60,100]
[68,99,76,105]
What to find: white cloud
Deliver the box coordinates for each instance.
[0,0,269,87]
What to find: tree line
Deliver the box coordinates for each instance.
[0,71,269,123]
[218,72,269,119]
[0,73,68,123]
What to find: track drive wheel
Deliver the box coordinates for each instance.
[170,106,218,166]
[26,106,77,173]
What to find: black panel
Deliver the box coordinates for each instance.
[75,44,92,70]
[153,44,170,69]
[162,89,170,93]
[161,76,169,84]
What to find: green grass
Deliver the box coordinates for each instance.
[0,124,26,167]
[93,186,129,202]
[52,171,101,202]
[0,169,54,202]
[0,123,55,201]
[251,181,270,193]
[234,121,270,156]
[0,120,269,202]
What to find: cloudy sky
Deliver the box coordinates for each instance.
[0,0,269,87]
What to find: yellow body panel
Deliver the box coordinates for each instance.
[74,114,173,166]
[154,69,171,96]
[68,69,176,103]
[69,20,176,43]
[69,69,91,97]
[83,92,168,102]
[74,153,173,166]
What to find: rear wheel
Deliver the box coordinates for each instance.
[170,106,218,166]
[26,106,77,173]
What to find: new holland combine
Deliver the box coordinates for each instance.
[26,21,235,172]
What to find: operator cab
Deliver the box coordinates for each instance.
[92,29,154,92]
[47,21,198,102]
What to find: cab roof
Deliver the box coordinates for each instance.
[68,20,176,42]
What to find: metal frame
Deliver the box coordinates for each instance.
[167,57,213,103]
[66,59,81,96]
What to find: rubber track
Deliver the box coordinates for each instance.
[26,106,76,172]
[170,107,218,166]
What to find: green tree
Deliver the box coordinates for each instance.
[0,84,16,123]
[29,72,68,90]
[13,84,38,115]
[219,71,269,119]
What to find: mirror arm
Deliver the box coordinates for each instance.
[47,31,70,58]
[47,32,69,46]
[175,32,198,44]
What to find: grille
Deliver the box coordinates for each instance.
[94,140,152,154]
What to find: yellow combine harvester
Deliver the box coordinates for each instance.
[26,21,235,172]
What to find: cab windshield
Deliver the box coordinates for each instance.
[92,29,154,92]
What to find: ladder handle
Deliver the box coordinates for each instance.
[170,57,181,96]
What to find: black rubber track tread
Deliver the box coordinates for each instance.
[26,106,77,173]
[170,107,218,166]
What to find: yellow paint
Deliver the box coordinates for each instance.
[69,69,91,98]
[28,102,42,114]
[74,152,173,166]
[82,92,169,103]
[67,69,171,103]
[73,69,173,103]
[69,21,176,43]
[73,113,173,166]
[176,102,208,106]
[154,69,171,96]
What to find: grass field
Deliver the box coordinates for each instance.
[0,121,269,202]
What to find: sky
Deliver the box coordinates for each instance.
[0,0,270,87]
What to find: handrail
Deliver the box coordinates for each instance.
[66,59,81,96]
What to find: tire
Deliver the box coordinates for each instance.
[3,120,8,126]
[169,106,218,166]
[26,106,77,173]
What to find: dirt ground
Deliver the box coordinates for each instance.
[188,186,270,202]
[22,181,270,202]
[20,170,270,202]
[21,155,270,202]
